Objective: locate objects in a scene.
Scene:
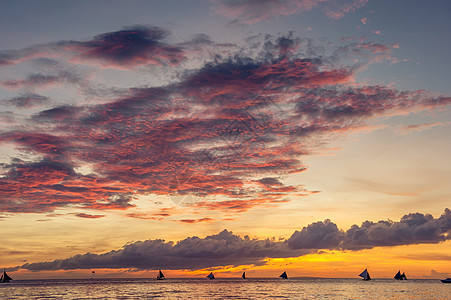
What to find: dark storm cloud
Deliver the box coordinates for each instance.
[17,209,450,271]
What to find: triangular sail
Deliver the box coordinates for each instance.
[157,269,165,280]
[0,271,12,283]
[358,268,370,280]
[279,271,288,279]
[395,270,407,280]
[207,272,215,279]
[242,271,246,279]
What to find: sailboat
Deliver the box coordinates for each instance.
[207,272,215,280]
[394,270,407,280]
[358,268,371,281]
[279,271,288,279]
[242,271,246,279]
[156,269,165,280]
[0,270,12,283]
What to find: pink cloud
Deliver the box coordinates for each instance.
[0,30,449,215]
[396,121,450,135]
[213,0,369,24]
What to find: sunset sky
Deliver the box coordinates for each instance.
[1,0,450,280]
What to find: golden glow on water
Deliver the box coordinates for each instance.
[1,278,450,299]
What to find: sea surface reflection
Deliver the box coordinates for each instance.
[0,278,449,299]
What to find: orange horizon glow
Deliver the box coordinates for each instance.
[7,241,451,280]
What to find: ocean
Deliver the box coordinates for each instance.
[0,278,449,299]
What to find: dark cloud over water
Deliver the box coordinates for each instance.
[17,209,450,271]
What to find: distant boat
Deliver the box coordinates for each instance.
[394,270,407,280]
[242,271,246,279]
[0,270,12,283]
[207,272,215,280]
[279,271,288,279]
[358,268,371,281]
[441,278,451,283]
[156,269,165,280]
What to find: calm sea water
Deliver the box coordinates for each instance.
[0,278,449,299]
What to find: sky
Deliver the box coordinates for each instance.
[0,0,450,280]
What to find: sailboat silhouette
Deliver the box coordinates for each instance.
[242,271,246,279]
[358,268,371,281]
[156,269,165,280]
[207,272,215,279]
[279,271,288,279]
[394,270,407,280]
[0,270,12,283]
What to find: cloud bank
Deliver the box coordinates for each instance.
[17,209,450,271]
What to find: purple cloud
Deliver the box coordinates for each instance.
[66,26,185,68]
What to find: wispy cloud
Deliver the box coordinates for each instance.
[2,93,49,108]
[74,213,106,219]
[0,71,83,90]
[396,121,450,135]
[212,0,369,25]
[177,217,214,224]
